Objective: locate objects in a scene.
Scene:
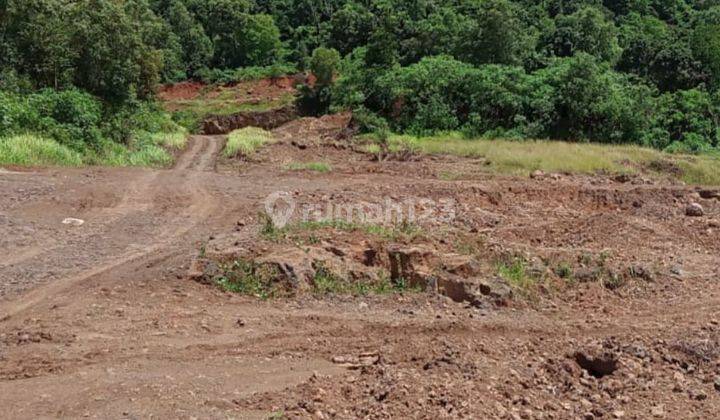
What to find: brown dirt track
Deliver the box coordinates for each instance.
[1,119,720,419]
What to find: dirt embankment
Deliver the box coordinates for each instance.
[202,105,298,134]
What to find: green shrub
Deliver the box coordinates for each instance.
[0,134,83,166]
[196,63,297,85]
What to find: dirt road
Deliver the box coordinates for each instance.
[1,128,720,419]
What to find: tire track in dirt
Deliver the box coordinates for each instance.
[0,136,224,320]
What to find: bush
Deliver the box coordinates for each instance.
[0,89,103,151]
[0,134,83,166]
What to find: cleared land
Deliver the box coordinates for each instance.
[1,87,720,419]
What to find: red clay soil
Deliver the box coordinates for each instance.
[1,116,719,419]
[157,81,205,101]
[158,76,303,103]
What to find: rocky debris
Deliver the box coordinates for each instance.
[685,203,704,217]
[441,254,482,277]
[574,347,620,378]
[698,189,720,200]
[614,173,632,183]
[202,105,297,135]
[61,217,85,226]
[332,352,380,369]
[627,264,654,282]
[387,244,438,288]
[530,170,545,179]
[187,259,221,284]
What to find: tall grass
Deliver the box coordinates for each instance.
[0,135,83,166]
[373,133,720,186]
[224,127,274,157]
[150,128,188,150]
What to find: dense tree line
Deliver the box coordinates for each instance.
[2,0,720,151]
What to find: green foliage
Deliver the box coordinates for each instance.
[310,48,341,87]
[196,63,297,85]
[3,0,720,157]
[497,258,535,291]
[299,47,341,115]
[0,134,83,166]
[547,6,622,63]
[224,127,274,157]
[0,88,184,167]
[0,89,102,151]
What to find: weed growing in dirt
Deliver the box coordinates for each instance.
[284,162,332,173]
[259,211,283,241]
[312,264,418,296]
[554,262,573,280]
[312,262,345,294]
[497,258,535,291]
[225,127,274,158]
[216,260,283,299]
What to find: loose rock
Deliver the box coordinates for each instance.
[685,203,704,217]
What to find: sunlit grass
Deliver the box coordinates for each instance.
[369,133,720,186]
[0,134,83,166]
[224,127,274,157]
[150,128,188,150]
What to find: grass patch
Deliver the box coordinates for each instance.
[262,218,423,242]
[312,263,418,296]
[0,134,83,166]
[284,161,332,173]
[497,258,535,292]
[84,136,174,168]
[362,133,720,185]
[216,257,417,299]
[225,127,274,158]
[216,259,284,300]
[150,128,188,150]
[170,93,295,132]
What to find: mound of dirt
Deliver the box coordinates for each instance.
[202,105,298,134]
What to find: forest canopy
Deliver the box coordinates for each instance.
[2,0,720,152]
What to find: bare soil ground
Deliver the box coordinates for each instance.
[1,113,720,419]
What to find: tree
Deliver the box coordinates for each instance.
[2,0,76,89]
[310,47,340,87]
[239,14,283,66]
[299,47,340,115]
[458,0,532,66]
[164,0,213,77]
[328,2,375,55]
[617,13,705,91]
[547,6,622,64]
[690,10,720,87]
[71,0,162,101]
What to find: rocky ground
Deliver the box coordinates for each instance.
[1,109,719,419]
